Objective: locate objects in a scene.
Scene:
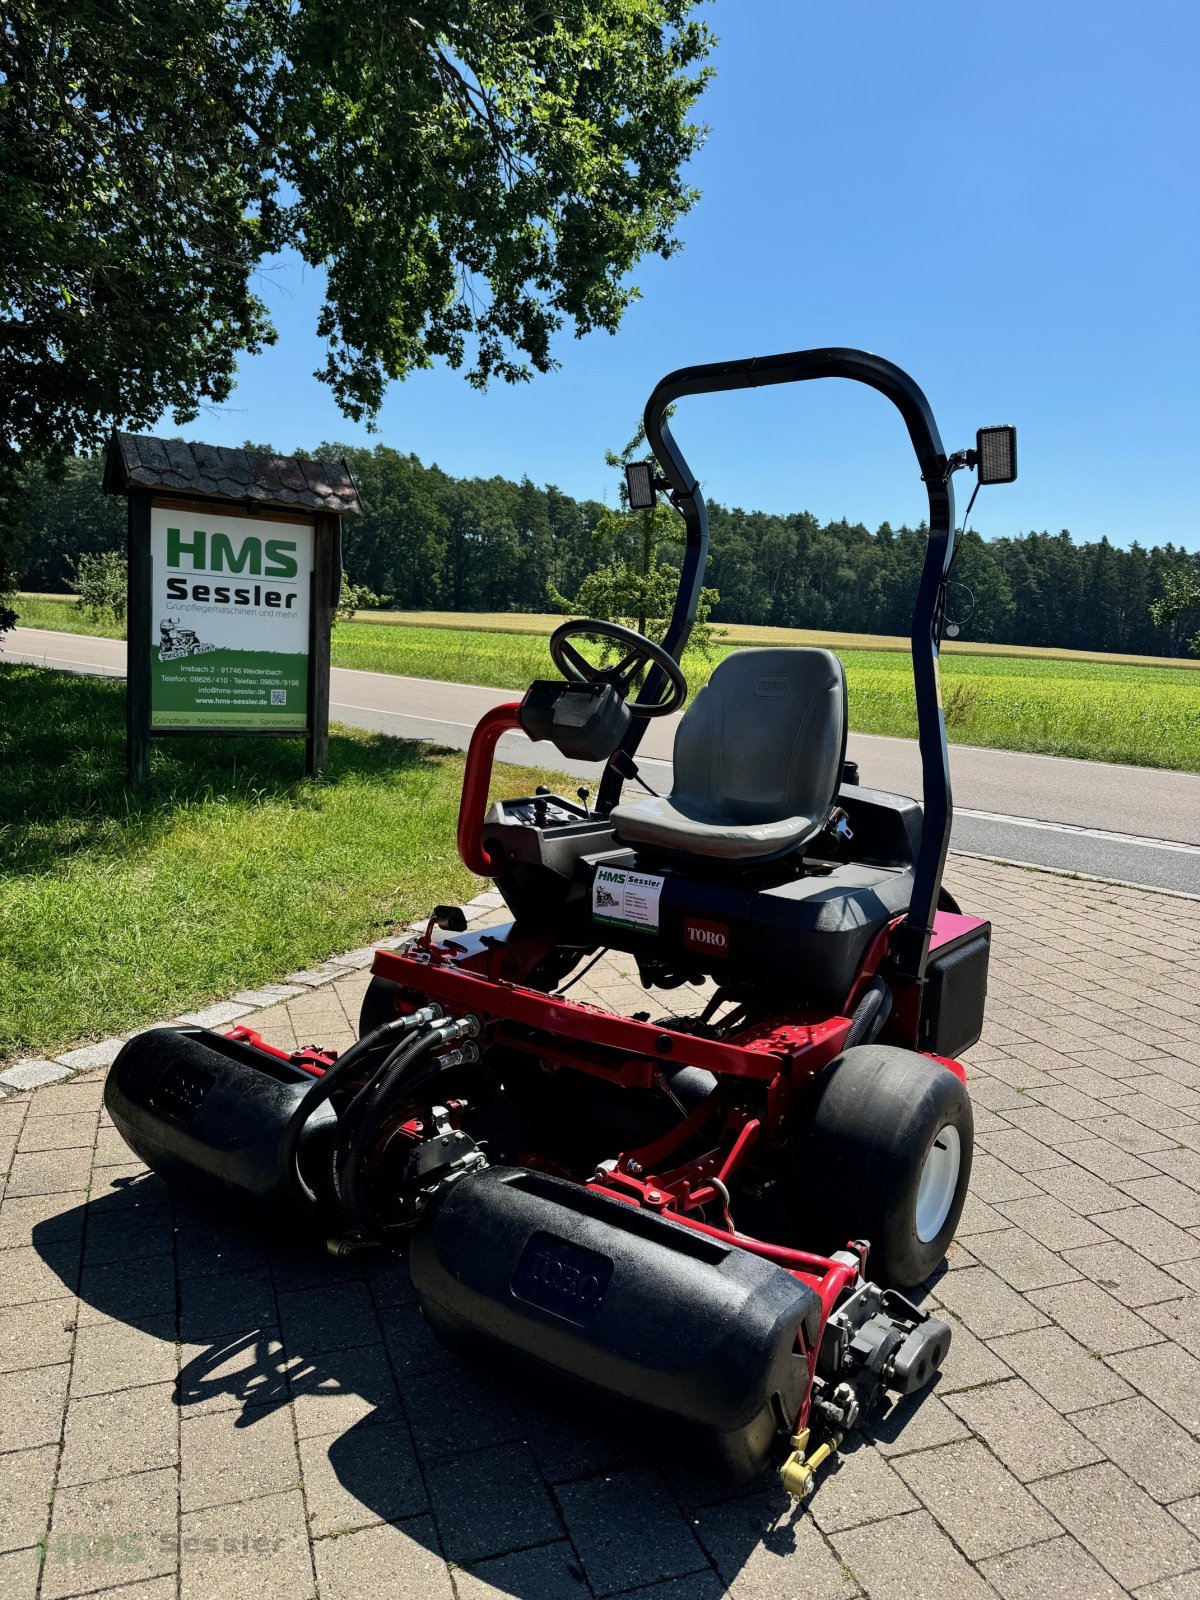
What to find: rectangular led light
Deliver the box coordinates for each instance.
[624,460,657,510]
[976,426,1017,484]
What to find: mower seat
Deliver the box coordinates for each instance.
[611,648,847,864]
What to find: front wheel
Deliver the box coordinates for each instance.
[794,1044,973,1287]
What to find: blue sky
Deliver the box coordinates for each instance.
[187,0,1199,550]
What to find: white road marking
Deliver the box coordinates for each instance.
[956,808,1200,854]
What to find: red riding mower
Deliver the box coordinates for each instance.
[107,349,1018,1497]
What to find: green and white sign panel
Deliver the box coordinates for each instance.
[150,507,312,729]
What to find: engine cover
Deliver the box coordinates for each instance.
[409,1166,823,1478]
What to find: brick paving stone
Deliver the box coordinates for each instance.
[1134,1574,1200,1599]
[1168,1495,1200,1535]
[297,1418,426,1535]
[944,1376,1104,1480]
[933,1265,1049,1338]
[967,1225,1082,1290]
[180,1486,314,1600]
[425,1441,561,1565]
[1098,1204,1200,1264]
[979,1128,1071,1172]
[42,1466,178,1600]
[6,1146,94,1197]
[1074,1395,1200,1503]
[177,1266,277,1341]
[955,1192,1009,1235]
[989,1325,1135,1411]
[556,1468,709,1596]
[0,1239,81,1307]
[0,1362,69,1451]
[0,1189,86,1249]
[1003,1104,1094,1148]
[289,1342,401,1440]
[966,1150,1042,1204]
[693,1490,857,1600]
[515,1393,637,1484]
[931,1319,1013,1391]
[1029,1161,1139,1217]
[180,1401,301,1513]
[1141,1295,1200,1357]
[1107,1340,1200,1435]
[893,1438,1057,1560]
[83,1205,174,1269]
[994,1194,1112,1251]
[870,1390,972,1456]
[979,1533,1129,1600]
[53,1041,125,1072]
[452,1541,597,1600]
[16,1112,98,1154]
[832,1508,995,1600]
[312,1517,453,1600]
[1028,1279,1162,1355]
[403,1366,521,1462]
[276,1280,381,1357]
[0,1547,41,1600]
[1083,1113,1183,1155]
[176,1334,296,1418]
[0,1442,58,1553]
[0,1296,77,1372]
[1062,1240,1189,1309]
[380,1302,459,1382]
[60,1381,179,1487]
[1065,1138,1161,1184]
[0,1060,71,1091]
[77,1251,175,1326]
[806,1442,919,1532]
[1034,1462,1200,1591]
[1122,1174,1200,1228]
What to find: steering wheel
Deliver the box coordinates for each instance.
[549,618,687,718]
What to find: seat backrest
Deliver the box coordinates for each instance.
[672,647,847,824]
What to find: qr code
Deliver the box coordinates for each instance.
[270,689,287,706]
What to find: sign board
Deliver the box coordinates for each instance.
[149,506,313,730]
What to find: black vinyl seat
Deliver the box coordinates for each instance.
[611,648,848,864]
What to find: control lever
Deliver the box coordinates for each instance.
[533,785,550,826]
[577,786,591,817]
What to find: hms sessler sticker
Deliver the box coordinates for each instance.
[591,866,664,932]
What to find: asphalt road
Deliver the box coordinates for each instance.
[9,625,1200,895]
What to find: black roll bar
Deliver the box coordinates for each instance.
[596,348,957,986]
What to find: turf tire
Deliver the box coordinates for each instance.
[796,1044,973,1288]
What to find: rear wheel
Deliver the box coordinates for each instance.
[794,1044,973,1287]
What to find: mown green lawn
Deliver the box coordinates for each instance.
[0,662,515,1061]
[13,595,1200,771]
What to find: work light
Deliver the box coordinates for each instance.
[625,460,658,509]
[976,426,1017,484]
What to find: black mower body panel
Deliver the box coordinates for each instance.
[104,1027,337,1216]
[409,1166,821,1478]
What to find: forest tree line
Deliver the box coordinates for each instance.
[12,444,1200,657]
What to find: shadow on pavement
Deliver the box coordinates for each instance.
[35,1170,946,1597]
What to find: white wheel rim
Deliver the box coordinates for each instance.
[915,1124,962,1243]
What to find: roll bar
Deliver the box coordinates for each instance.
[596,348,957,986]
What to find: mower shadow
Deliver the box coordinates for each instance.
[36,1175,948,1596]
[0,662,454,875]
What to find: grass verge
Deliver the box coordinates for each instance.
[12,596,1200,771]
[0,662,535,1062]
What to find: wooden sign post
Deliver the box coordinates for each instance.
[104,436,362,782]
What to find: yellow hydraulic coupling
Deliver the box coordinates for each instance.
[780,1428,843,1500]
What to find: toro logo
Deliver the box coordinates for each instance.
[684,917,731,957]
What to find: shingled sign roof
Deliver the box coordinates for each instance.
[103,433,363,516]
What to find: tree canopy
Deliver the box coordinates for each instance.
[15,447,1200,659]
[1,1,713,462]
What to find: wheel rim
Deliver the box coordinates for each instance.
[915,1124,962,1243]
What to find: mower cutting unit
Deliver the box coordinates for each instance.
[107,349,1018,1496]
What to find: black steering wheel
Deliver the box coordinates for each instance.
[549,618,687,718]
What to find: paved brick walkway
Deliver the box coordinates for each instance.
[2,855,1200,1599]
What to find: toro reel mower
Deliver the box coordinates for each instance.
[106,348,1017,1499]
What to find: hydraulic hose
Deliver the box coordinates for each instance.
[337,1016,481,1240]
[843,977,893,1051]
[279,1004,442,1207]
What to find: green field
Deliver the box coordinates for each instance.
[13,594,1200,772]
[0,661,511,1061]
